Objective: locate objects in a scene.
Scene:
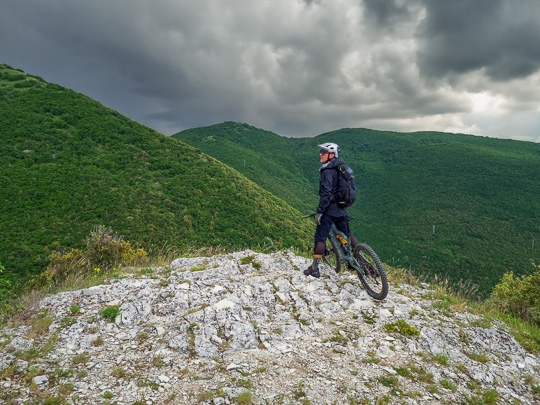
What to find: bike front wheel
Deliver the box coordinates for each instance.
[353,244,388,300]
[323,235,341,274]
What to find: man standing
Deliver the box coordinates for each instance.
[304,143,358,278]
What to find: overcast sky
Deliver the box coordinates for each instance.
[2,0,540,142]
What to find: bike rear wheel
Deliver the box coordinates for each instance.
[353,243,388,300]
[323,235,341,274]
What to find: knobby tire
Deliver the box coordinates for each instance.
[353,243,388,300]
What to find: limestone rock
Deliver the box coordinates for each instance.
[1,250,538,404]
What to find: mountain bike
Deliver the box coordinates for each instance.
[302,214,389,300]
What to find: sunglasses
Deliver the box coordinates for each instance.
[320,149,329,155]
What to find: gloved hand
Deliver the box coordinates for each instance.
[315,213,323,225]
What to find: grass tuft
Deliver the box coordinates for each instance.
[100,306,120,322]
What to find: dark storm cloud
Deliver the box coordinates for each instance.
[418,0,540,81]
[1,0,539,141]
[362,0,414,27]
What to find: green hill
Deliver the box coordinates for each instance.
[0,65,313,292]
[174,122,540,295]
[173,123,318,213]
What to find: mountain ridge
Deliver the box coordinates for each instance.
[173,122,540,296]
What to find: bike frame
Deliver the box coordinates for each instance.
[328,224,365,275]
[303,213,389,300]
[301,213,368,276]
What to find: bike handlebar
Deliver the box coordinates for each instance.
[301,213,355,221]
[301,213,317,219]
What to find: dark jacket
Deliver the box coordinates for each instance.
[317,157,347,217]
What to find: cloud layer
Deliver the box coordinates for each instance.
[1,0,540,141]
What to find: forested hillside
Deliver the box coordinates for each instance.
[0,65,313,293]
[173,123,318,213]
[175,122,540,295]
[2,59,538,299]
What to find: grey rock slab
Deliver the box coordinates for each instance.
[15,359,28,371]
[32,375,48,385]
[2,250,540,405]
[8,336,34,351]
[0,354,15,372]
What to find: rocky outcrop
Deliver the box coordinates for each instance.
[1,250,538,404]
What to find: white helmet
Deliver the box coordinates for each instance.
[317,142,340,157]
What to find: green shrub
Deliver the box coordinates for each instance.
[440,379,457,391]
[27,249,86,290]
[72,353,88,364]
[60,317,77,328]
[58,383,74,394]
[70,304,80,315]
[139,268,154,274]
[433,353,449,366]
[482,388,500,404]
[237,379,253,389]
[101,306,120,322]
[234,391,252,404]
[197,391,215,402]
[241,256,256,265]
[487,264,540,326]
[42,397,66,405]
[42,334,58,354]
[394,366,411,377]
[417,372,434,383]
[92,337,104,346]
[112,367,126,378]
[0,262,12,301]
[378,376,399,387]
[32,311,53,335]
[384,320,420,336]
[15,347,40,361]
[86,225,147,270]
[13,79,37,88]
[27,226,147,290]
[152,355,165,367]
[466,352,489,363]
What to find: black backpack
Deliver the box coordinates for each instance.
[334,165,357,208]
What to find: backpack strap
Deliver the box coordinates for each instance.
[329,165,342,203]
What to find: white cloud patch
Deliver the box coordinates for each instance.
[1,0,539,142]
